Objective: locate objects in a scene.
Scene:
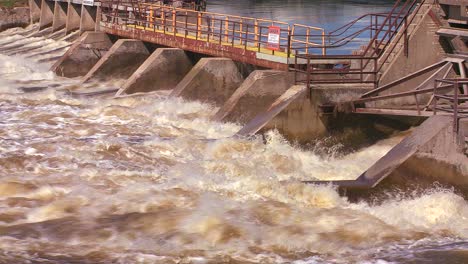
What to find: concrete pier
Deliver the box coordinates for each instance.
[80,5,97,34]
[66,2,81,34]
[51,31,113,78]
[116,48,193,96]
[213,70,294,124]
[170,58,244,106]
[52,1,68,32]
[82,39,150,83]
[29,0,42,23]
[39,0,54,30]
[237,84,374,143]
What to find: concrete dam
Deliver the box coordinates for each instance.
[28,0,467,194]
[1,0,468,262]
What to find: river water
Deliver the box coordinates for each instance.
[0,2,468,263]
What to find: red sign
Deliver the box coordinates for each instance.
[267,26,281,51]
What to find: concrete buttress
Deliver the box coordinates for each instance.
[52,1,68,32]
[39,0,54,30]
[51,31,113,78]
[170,58,244,107]
[116,48,193,96]
[213,70,294,124]
[66,2,81,34]
[81,39,150,83]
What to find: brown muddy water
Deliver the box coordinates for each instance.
[0,25,468,264]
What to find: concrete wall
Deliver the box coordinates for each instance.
[213,70,294,124]
[82,39,150,83]
[65,2,81,34]
[80,4,96,34]
[260,84,374,144]
[39,0,54,30]
[379,7,446,95]
[117,48,193,96]
[385,116,468,189]
[170,58,244,107]
[29,0,41,23]
[51,31,113,77]
[52,0,68,32]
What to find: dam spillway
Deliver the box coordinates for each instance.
[0,0,468,263]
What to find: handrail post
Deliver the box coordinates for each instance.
[219,19,223,45]
[162,10,166,34]
[172,9,176,36]
[224,17,229,42]
[306,56,311,99]
[404,16,408,57]
[287,31,291,59]
[322,30,326,55]
[244,24,249,50]
[454,80,459,132]
[184,11,188,37]
[294,50,298,84]
[196,12,201,40]
[231,21,236,47]
[433,80,438,115]
[258,26,262,52]
[254,19,259,47]
[239,18,243,45]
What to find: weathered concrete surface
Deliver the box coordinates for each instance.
[52,1,67,32]
[80,4,96,34]
[236,85,307,137]
[39,0,54,30]
[51,31,113,78]
[65,2,81,34]
[237,83,375,143]
[306,116,468,197]
[0,7,30,32]
[213,70,294,124]
[29,0,41,23]
[82,39,150,83]
[116,48,193,96]
[170,58,244,106]
[379,6,446,96]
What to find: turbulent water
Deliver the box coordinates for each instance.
[1,25,468,264]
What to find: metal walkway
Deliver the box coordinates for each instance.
[99,1,325,70]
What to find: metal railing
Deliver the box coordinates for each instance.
[434,78,468,132]
[292,0,427,89]
[101,0,207,11]
[100,1,325,58]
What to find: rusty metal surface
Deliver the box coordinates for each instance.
[102,24,289,70]
[291,0,427,89]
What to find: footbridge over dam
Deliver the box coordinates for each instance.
[18,0,468,195]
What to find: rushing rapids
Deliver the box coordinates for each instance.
[0,26,468,264]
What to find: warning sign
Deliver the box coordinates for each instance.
[83,0,94,6]
[267,26,281,51]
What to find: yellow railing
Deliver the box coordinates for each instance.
[103,3,325,56]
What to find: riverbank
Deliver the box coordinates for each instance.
[0,0,29,32]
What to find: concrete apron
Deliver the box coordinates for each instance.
[81,39,150,84]
[51,31,113,78]
[116,48,193,96]
[170,58,244,107]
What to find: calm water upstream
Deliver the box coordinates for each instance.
[0,1,468,263]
